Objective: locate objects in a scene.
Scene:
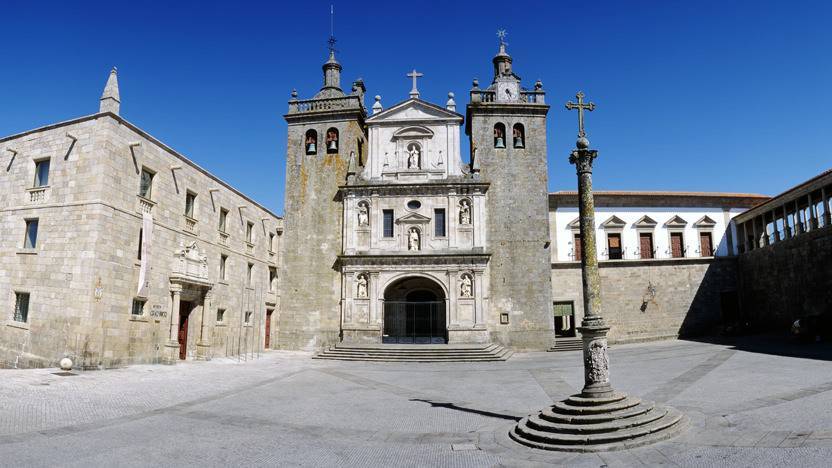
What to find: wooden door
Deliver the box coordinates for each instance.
[699,232,713,257]
[639,233,653,259]
[178,301,191,360]
[573,234,582,261]
[670,233,684,258]
[265,309,273,348]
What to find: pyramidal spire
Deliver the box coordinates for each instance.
[99,67,120,115]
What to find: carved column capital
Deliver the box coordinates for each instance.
[569,148,598,174]
[170,283,183,294]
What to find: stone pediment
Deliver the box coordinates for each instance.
[633,215,658,228]
[694,215,717,227]
[395,212,431,224]
[392,126,434,140]
[367,98,462,124]
[566,217,582,231]
[664,215,688,228]
[600,215,627,229]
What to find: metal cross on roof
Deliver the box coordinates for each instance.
[497,29,508,46]
[407,69,424,99]
[565,91,596,138]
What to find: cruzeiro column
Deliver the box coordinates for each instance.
[510,92,687,452]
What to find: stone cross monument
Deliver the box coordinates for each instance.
[510,92,687,452]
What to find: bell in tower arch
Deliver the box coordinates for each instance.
[326,128,339,153]
[494,124,506,148]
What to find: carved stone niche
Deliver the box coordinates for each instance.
[456,272,476,326]
[356,200,371,251]
[171,241,208,282]
[457,198,474,248]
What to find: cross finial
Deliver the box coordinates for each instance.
[565,91,596,139]
[327,5,337,54]
[497,29,508,46]
[407,69,424,99]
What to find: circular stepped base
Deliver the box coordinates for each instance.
[510,392,687,452]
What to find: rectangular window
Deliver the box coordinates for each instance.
[607,233,622,260]
[269,232,275,252]
[573,233,582,261]
[34,159,50,187]
[246,222,254,243]
[138,169,154,199]
[639,232,654,259]
[216,308,225,323]
[434,209,446,237]
[383,210,394,238]
[247,263,254,287]
[131,298,145,316]
[699,232,713,257]
[185,191,196,218]
[137,228,143,260]
[670,232,685,258]
[269,267,277,292]
[245,311,253,325]
[220,254,228,281]
[24,219,38,249]
[13,292,30,323]
[218,208,228,233]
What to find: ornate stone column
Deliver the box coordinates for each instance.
[196,289,213,361]
[163,284,183,365]
[511,92,686,452]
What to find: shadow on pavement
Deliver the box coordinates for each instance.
[682,332,832,361]
[409,398,522,421]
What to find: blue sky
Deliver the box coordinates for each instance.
[2,1,830,214]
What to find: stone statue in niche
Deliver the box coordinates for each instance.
[383,152,390,167]
[460,274,473,298]
[408,227,420,251]
[357,202,369,226]
[459,200,472,225]
[407,143,420,169]
[436,150,444,167]
[356,274,368,299]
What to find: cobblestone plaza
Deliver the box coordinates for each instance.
[1,337,830,467]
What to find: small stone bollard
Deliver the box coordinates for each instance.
[59,358,73,371]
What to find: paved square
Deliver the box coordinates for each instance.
[1,337,831,467]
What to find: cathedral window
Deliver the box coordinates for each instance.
[220,254,228,281]
[326,128,339,153]
[269,267,277,292]
[14,292,30,323]
[246,221,254,244]
[494,123,506,148]
[185,191,196,218]
[218,208,229,233]
[512,123,525,148]
[305,129,318,155]
[24,219,38,249]
[131,298,146,316]
[247,262,254,287]
[434,209,446,237]
[383,210,394,237]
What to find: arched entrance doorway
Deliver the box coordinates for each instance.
[383,276,447,344]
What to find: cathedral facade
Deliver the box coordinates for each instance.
[278,43,555,350]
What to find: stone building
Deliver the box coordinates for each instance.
[549,191,767,343]
[0,69,283,368]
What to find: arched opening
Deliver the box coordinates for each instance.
[326,127,339,153]
[383,276,447,344]
[305,129,318,155]
[512,123,525,148]
[493,123,506,148]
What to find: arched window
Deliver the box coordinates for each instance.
[326,127,339,153]
[512,123,525,148]
[493,123,506,148]
[305,129,318,155]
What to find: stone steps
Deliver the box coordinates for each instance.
[548,337,583,352]
[313,343,513,362]
[509,391,687,452]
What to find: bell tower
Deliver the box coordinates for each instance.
[465,35,554,349]
[278,46,367,350]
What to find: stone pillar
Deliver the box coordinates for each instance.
[808,193,816,230]
[569,138,612,397]
[782,205,790,239]
[822,187,830,227]
[196,290,213,361]
[163,284,183,365]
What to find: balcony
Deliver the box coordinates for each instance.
[27,187,48,204]
[184,216,198,235]
[287,95,363,115]
[137,196,155,215]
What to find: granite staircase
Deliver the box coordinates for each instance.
[547,337,583,352]
[313,343,513,362]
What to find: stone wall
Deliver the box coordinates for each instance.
[552,258,737,343]
[737,225,832,329]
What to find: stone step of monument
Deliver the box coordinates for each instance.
[509,399,688,452]
[540,401,655,424]
[313,343,513,362]
[552,395,643,415]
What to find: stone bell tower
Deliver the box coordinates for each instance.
[465,37,554,350]
[278,48,367,350]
